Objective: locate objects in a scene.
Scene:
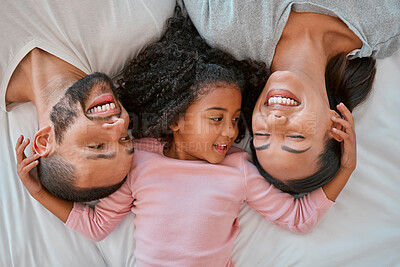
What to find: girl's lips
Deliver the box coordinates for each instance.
[213,144,229,154]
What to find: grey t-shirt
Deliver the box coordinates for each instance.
[184,0,400,66]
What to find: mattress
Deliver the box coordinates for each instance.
[1,51,399,266]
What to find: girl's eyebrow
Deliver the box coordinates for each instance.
[205,107,241,112]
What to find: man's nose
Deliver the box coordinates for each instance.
[101,117,126,141]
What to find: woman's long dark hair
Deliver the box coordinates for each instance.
[250,53,376,194]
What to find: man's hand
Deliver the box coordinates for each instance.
[16,135,43,197]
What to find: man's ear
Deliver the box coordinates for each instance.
[328,109,344,142]
[33,126,54,157]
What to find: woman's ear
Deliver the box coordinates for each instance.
[328,109,344,142]
[33,126,53,156]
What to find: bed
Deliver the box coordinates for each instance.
[1,41,399,267]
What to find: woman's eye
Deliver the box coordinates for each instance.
[232,117,240,122]
[88,144,104,149]
[254,133,270,137]
[288,135,305,139]
[210,117,223,122]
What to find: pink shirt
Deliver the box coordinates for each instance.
[66,138,334,266]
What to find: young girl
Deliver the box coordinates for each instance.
[17,8,356,267]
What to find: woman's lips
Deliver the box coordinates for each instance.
[265,89,300,106]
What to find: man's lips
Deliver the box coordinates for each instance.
[87,94,119,115]
[265,89,300,107]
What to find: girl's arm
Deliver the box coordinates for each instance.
[16,136,73,222]
[244,104,356,233]
[16,136,133,241]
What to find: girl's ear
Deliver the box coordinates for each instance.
[328,110,344,142]
[169,123,180,132]
[33,126,53,156]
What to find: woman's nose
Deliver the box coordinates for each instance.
[267,113,288,131]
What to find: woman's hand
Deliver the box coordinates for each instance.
[15,135,43,197]
[331,103,357,174]
[323,103,357,201]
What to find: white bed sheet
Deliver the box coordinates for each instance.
[1,51,399,266]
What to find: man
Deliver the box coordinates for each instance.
[2,1,176,201]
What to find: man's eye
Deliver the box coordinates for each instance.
[88,144,104,149]
[210,117,223,122]
[120,136,131,142]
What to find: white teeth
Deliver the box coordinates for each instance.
[87,102,117,114]
[267,96,299,106]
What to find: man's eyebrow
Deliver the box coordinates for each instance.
[254,144,270,151]
[281,145,311,154]
[86,152,116,160]
[126,147,134,155]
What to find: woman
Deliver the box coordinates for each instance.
[183,0,400,194]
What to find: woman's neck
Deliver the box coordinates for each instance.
[271,11,362,75]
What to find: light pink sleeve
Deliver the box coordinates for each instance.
[242,154,334,234]
[65,177,134,241]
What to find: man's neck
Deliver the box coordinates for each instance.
[6,48,86,123]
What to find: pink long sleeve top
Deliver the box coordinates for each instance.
[66,138,334,267]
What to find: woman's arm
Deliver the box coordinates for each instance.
[16,136,133,241]
[244,104,356,233]
[322,103,356,201]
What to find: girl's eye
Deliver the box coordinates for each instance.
[88,143,104,149]
[210,117,223,122]
[232,117,240,122]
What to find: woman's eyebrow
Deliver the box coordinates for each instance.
[254,144,270,150]
[281,145,311,154]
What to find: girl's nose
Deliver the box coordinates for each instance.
[222,121,236,139]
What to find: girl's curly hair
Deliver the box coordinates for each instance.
[117,7,268,147]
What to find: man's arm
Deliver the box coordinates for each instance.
[16,135,133,241]
[16,135,72,222]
